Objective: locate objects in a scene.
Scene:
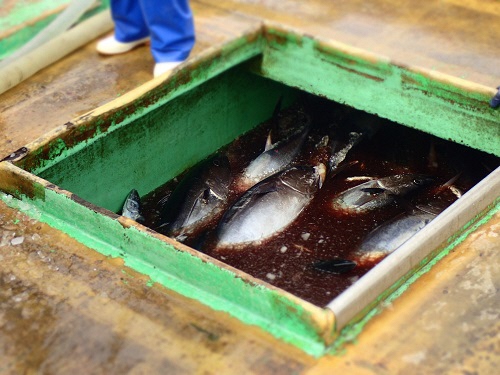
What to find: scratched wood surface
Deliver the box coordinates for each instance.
[0,1,499,374]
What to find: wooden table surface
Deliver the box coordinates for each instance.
[0,1,498,373]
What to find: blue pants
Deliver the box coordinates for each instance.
[110,0,195,62]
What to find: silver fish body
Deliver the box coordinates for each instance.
[237,122,310,191]
[159,155,231,240]
[216,164,325,248]
[122,189,144,222]
[332,174,433,212]
[356,210,436,261]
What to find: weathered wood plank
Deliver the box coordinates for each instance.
[0,1,261,159]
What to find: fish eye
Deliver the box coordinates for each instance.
[202,189,211,202]
[413,178,424,185]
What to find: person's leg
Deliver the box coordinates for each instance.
[97,0,150,55]
[111,0,149,42]
[140,0,195,63]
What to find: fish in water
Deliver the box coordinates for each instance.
[354,209,437,263]
[330,175,462,267]
[122,189,144,223]
[236,118,311,191]
[157,154,231,241]
[331,174,434,213]
[215,163,326,248]
[311,205,437,274]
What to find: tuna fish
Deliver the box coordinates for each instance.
[311,207,436,274]
[355,209,437,262]
[122,189,144,223]
[329,175,462,267]
[331,174,434,213]
[215,163,326,248]
[236,118,311,191]
[157,154,231,241]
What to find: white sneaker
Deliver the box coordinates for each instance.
[96,35,149,55]
[153,61,183,78]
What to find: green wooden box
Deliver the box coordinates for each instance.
[1,24,498,356]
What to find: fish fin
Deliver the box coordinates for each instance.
[328,160,359,179]
[203,154,231,200]
[155,222,170,231]
[157,194,171,208]
[187,189,210,218]
[415,203,443,215]
[352,188,390,208]
[264,131,273,151]
[122,189,139,210]
[165,188,208,234]
[207,187,225,201]
[264,95,283,151]
[360,187,386,195]
[449,185,463,199]
[221,180,278,224]
[312,259,357,274]
[433,173,462,196]
[345,175,375,182]
[249,179,280,195]
[443,173,462,187]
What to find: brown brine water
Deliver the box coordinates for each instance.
[141,94,498,307]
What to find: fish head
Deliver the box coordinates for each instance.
[280,164,325,195]
[185,187,222,224]
[122,189,144,222]
[124,189,140,212]
[158,154,231,236]
[411,174,435,187]
[379,174,434,194]
[204,155,231,200]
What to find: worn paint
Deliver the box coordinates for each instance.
[257,26,500,156]
[2,162,497,357]
[0,181,334,357]
[35,71,291,214]
[0,161,45,200]
[14,30,265,177]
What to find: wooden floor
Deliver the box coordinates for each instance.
[0,1,499,373]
